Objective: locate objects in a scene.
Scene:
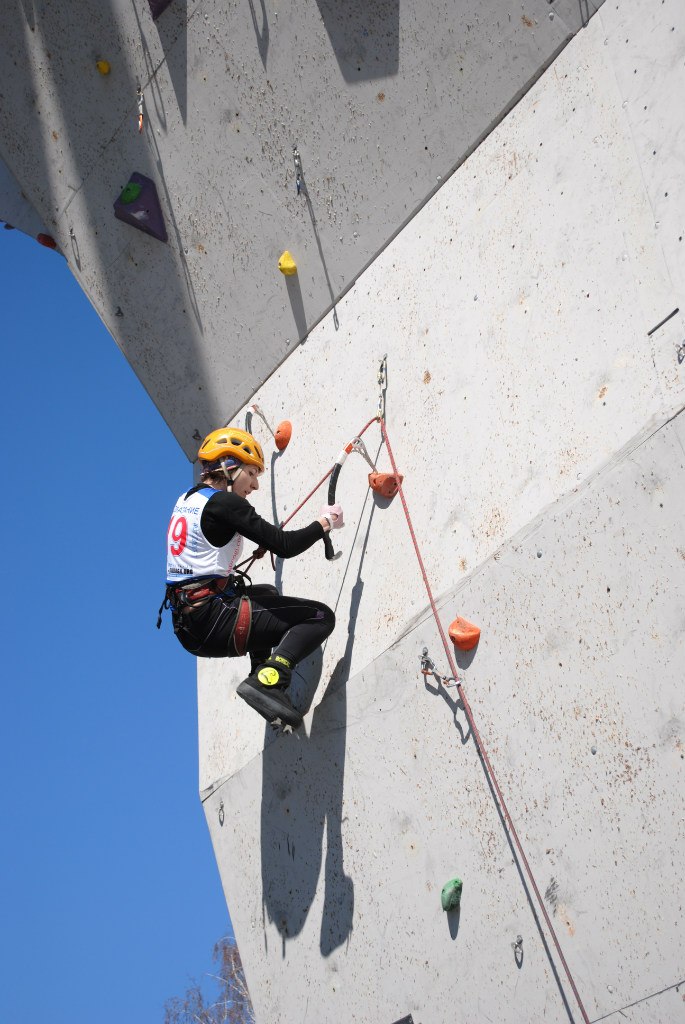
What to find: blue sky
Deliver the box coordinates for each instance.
[0,230,231,1023]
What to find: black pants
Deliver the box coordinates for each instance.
[173,584,335,670]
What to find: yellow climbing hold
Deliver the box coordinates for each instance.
[278,250,297,276]
[96,60,112,76]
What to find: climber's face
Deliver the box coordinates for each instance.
[232,463,261,499]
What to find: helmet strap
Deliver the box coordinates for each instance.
[220,456,240,489]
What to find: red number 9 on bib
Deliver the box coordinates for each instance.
[169,515,188,556]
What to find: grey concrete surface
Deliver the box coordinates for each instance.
[203,410,685,1023]
[0,156,47,238]
[4,0,685,1020]
[197,3,685,796]
[0,0,604,455]
[196,3,685,1021]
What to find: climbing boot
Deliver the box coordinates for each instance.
[236,656,301,727]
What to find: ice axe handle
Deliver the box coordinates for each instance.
[323,463,343,561]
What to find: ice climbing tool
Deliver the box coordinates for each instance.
[323,441,354,561]
[323,426,401,560]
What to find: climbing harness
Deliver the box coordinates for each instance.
[157,560,255,656]
[231,595,252,656]
[156,569,252,635]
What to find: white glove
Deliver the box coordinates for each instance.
[319,503,344,530]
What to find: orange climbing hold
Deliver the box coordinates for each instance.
[274,420,292,451]
[449,617,481,651]
[368,472,403,499]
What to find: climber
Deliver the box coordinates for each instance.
[162,427,343,728]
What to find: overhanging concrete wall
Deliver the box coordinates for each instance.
[198,2,685,1021]
[0,0,602,456]
[0,157,47,238]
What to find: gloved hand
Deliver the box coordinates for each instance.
[319,503,344,530]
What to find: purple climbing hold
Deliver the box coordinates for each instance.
[113,172,167,243]
[147,0,173,19]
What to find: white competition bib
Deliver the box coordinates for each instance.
[166,487,243,583]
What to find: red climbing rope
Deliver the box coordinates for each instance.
[378,416,591,1024]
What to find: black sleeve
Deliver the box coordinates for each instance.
[201,490,325,558]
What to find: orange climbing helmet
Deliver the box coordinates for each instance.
[198,427,265,472]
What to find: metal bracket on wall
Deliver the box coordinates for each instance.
[420,647,457,688]
[293,145,304,196]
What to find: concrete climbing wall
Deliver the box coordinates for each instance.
[0,157,48,238]
[198,1,685,1021]
[4,0,684,1020]
[0,0,601,455]
[204,415,685,1024]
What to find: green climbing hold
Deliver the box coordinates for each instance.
[119,181,142,204]
[441,877,462,912]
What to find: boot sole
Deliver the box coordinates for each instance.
[236,680,303,727]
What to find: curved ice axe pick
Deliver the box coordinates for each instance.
[323,443,351,560]
[323,436,379,560]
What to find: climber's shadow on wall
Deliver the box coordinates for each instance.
[247,0,269,67]
[260,578,366,958]
[314,0,399,81]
